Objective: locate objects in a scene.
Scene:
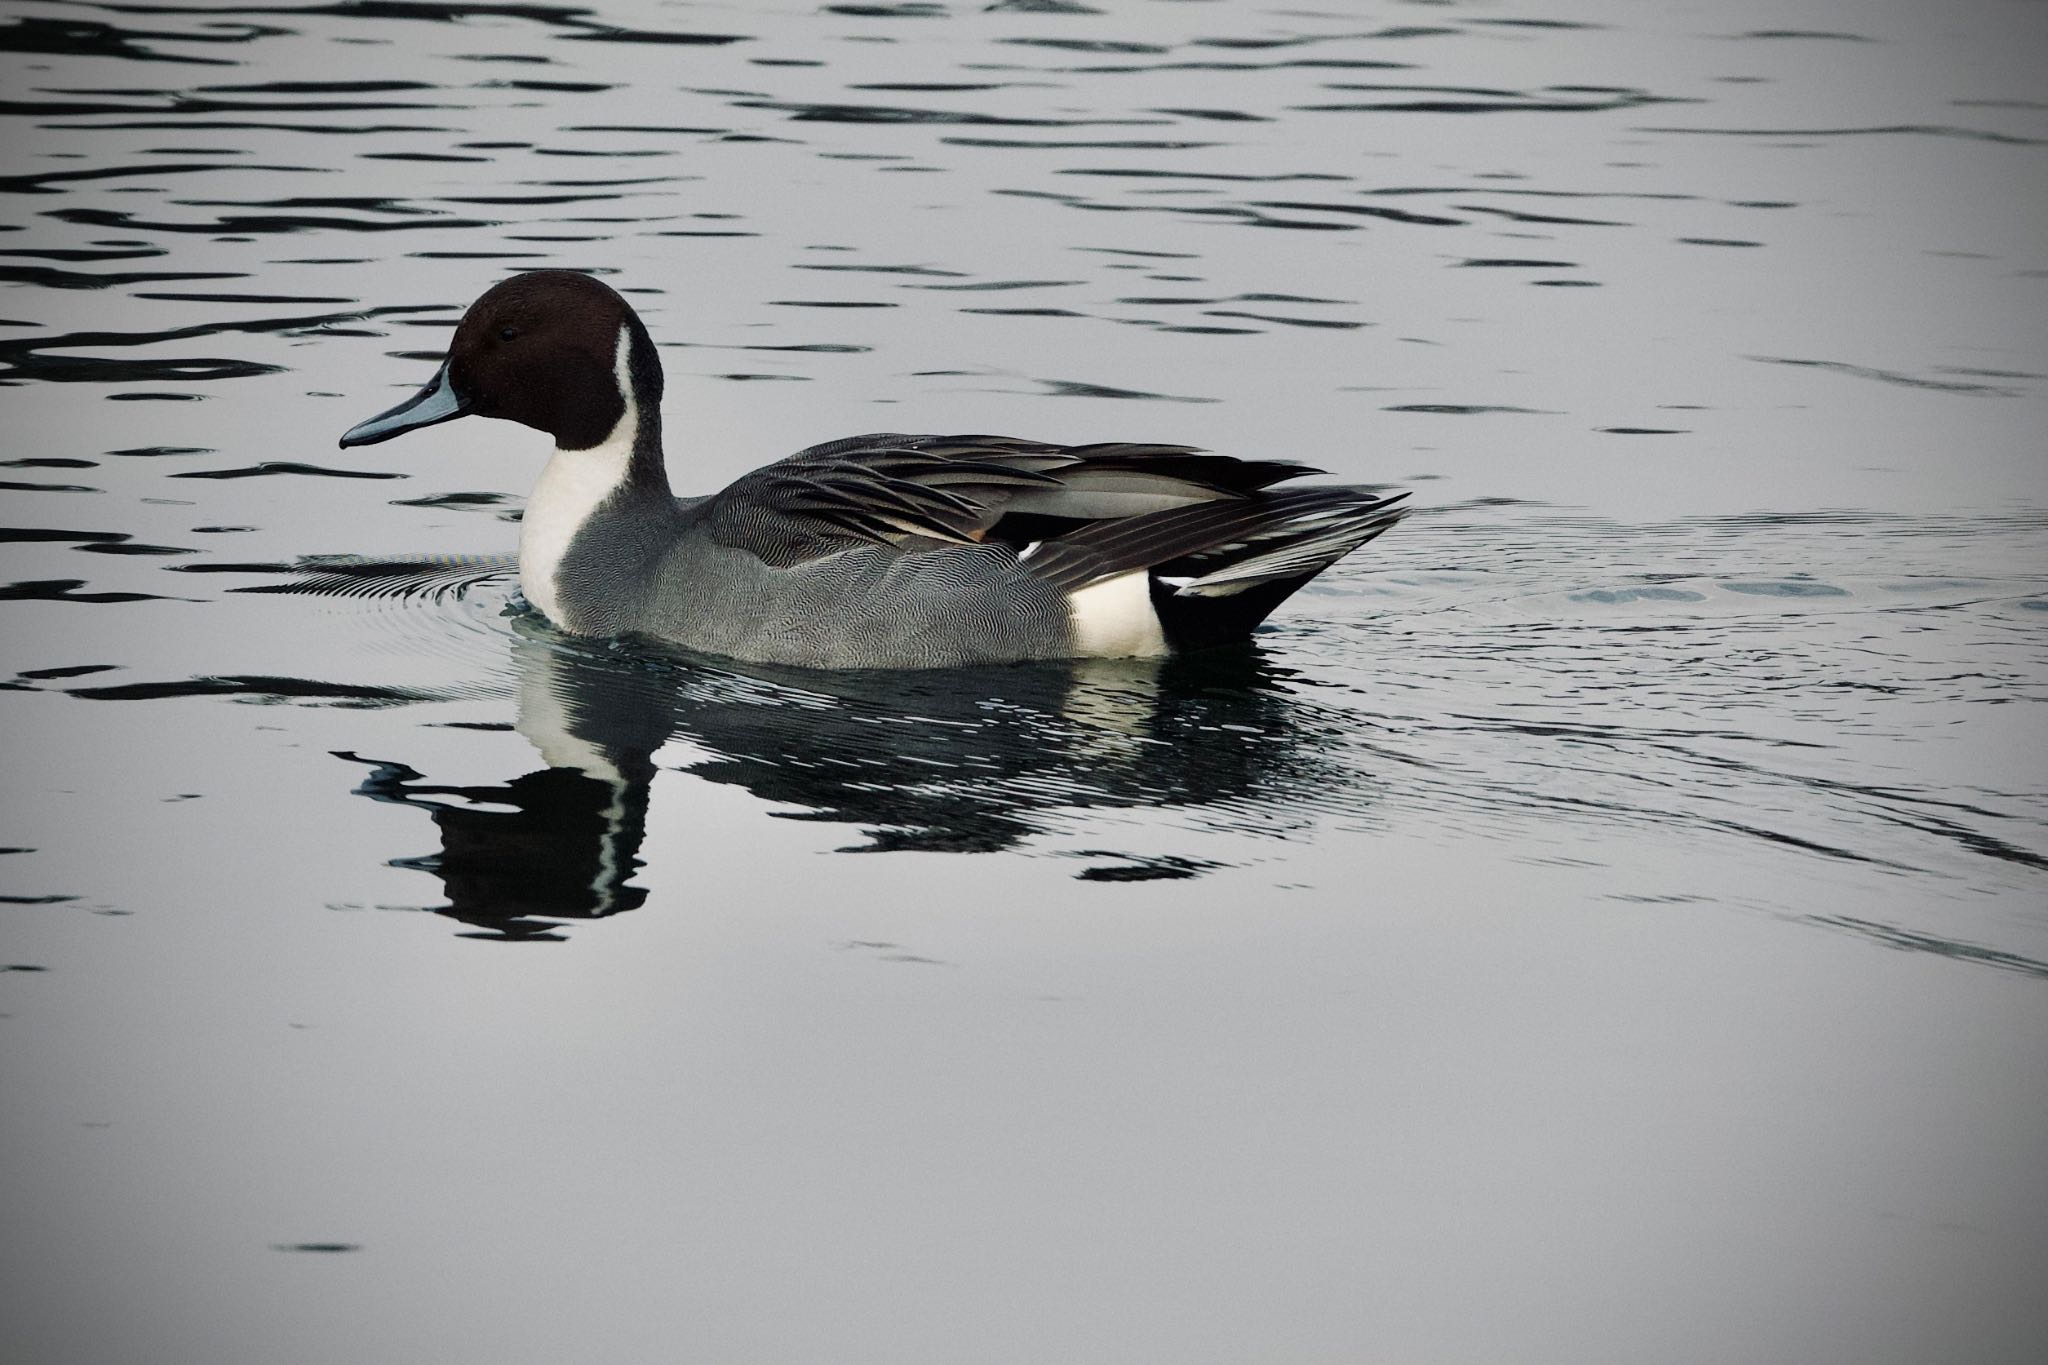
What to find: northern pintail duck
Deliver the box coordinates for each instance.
[339,270,1406,670]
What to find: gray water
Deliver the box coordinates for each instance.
[4,1,2046,1362]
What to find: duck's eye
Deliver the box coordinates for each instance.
[497,325,521,343]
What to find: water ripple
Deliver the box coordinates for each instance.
[0,0,2039,974]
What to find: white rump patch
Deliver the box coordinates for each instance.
[519,326,637,629]
[1065,570,1168,659]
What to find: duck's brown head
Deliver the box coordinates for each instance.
[340,270,662,452]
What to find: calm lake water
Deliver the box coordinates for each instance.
[3,1,2046,1361]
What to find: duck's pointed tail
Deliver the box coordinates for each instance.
[1022,487,1408,652]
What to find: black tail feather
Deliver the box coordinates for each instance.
[1025,487,1407,593]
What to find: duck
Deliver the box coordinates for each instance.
[339,270,1407,670]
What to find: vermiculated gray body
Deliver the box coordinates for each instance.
[556,484,1072,669]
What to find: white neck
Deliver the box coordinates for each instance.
[518,327,638,630]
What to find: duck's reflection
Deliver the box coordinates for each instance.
[344,626,1356,940]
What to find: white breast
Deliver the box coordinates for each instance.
[518,327,637,629]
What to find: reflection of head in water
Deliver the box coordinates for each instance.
[346,623,1365,939]
[342,752,655,942]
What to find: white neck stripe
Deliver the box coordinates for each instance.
[518,326,638,629]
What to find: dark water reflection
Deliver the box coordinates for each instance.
[337,623,1350,938]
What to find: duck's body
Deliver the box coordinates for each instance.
[341,270,1406,670]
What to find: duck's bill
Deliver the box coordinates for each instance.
[339,363,470,448]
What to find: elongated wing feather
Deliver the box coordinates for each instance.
[1024,488,1409,594]
[702,432,1331,564]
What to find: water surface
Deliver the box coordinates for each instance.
[3,2,2046,1362]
